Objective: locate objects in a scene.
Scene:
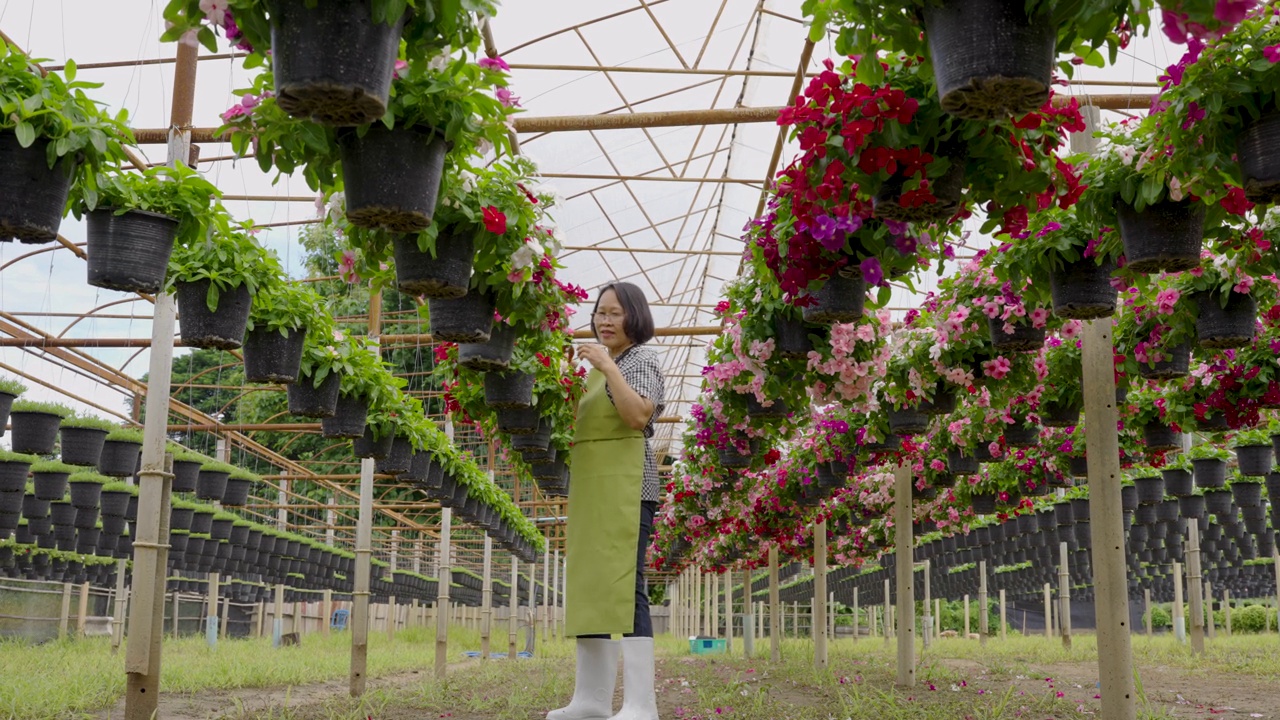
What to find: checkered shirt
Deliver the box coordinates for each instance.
[604,344,666,503]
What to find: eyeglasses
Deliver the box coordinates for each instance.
[593,311,626,322]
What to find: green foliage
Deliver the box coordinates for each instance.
[246,280,322,335]
[1186,443,1230,462]
[9,400,72,417]
[67,162,221,246]
[0,450,38,464]
[30,460,77,474]
[58,415,117,432]
[1146,604,1172,629]
[0,377,25,396]
[104,427,144,443]
[1232,604,1278,633]
[165,220,275,312]
[68,471,110,484]
[198,460,238,475]
[1230,427,1271,448]
[100,481,138,494]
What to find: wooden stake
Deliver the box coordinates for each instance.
[349,457,375,697]
[978,563,988,646]
[387,596,397,642]
[436,503,452,678]
[111,561,128,654]
[541,541,551,643]
[171,591,180,640]
[509,556,519,659]
[552,549,560,640]
[1225,589,1233,635]
[852,587,860,643]
[206,573,219,649]
[999,590,1007,640]
[922,559,932,650]
[1187,522,1205,654]
[1059,542,1072,650]
[894,465,914,688]
[1173,561,1185,643]
[1144,589,1153,636]
[743,572,755,657]
[1205,582,1215,640]
[768,548,780,662]
[964,593,970,639]
[884,578,892,645]
[724,569,733,654]
[481,534,493,659]
[1044,583,1053,639]
[813,518,827,668]
[59,583,72,639]
[77,581,90,637]
[272,585,284,646]
[323,590,333,637]
[220,596,230,639]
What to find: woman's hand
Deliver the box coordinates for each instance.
[577,343,616,372]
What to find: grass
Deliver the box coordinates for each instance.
[2,627,1279,719]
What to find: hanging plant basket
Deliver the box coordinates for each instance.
[1204,489,1234,516]
[1142,421,1181,452]
[427,289,495,343]
[1069,456,1089,478]
[68,481,103,510]
[1048,256,1117,320]
[988,316,1045,353]
[392,229,475,299]
[0,134,76,244]
[352,426,394,459]
[32,471,69,502]
[338,124,450,231]
[374,436,413,474]
[971,441,998,463]
[99,490,130,518]
[288,373,342,418]
[222,478,253,506]
[1040,399,1081,428]
[1177,494,1206,519]
[1194,413,1229,433]
[196,469,230,501]
[1192,458,1227,489]
[172,460,201,493]
[268,0,405,126]
[175,280,252,350]
[972,494,998,515]
[85,209,179,293]
[1135,342,1190,381]
[1133,475,1164,505]
[801,273,865,325]
[886,404,929,436]
[717,437,754,469]
[496,406,539,435]
[1236,445,1273,477]
[511,421,552,453]
[1115,199,1204,274]
[873,153,966,221]
[1161,468,1194,497]
[243,327,306,384]
[1194,290,1256,349]
[920,0,1054,120]
[483,371,536,410]
[1231,481,1264,508]
[918,383,956,416]
[98,440,141,477]
[320,393,369,439]
[59,426,108,467]
[459,323,518,372]
[773,315,817,359]
[1237,109,1280,204]
[0,391,13,436]
[0,462,29,494]
[745,394,789,419]
[9,411,63,455]
[1004,416,1040,448]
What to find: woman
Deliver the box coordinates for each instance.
[548,282,665,720]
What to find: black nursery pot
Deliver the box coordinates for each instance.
[242,327,306,384]
[0,391,12,436]
[175,280,253,350]
[971,493,998,515]
[1236,445,1273,477]
[85,209,179,293]
[459,323,519,372]
[918,383,956,416]
[268,0,405,126]
[773,315,817,359]
[32,472,69,502]
[68,481,103,510]
[1069,456,1090,478]
[1194,290,1256,350]
[1133,475,1164,505]
[921,0,1054,120]
[99,490,131,518]
[1237,109,1280,204]
[886,404,929,436]
[1178,493,1206,519]
[1142,421,1182,452]
[221,478,253,507]
[0,461,31,493]
[1161,468,1194,497]
[169,506,194,532]
[1115,199,1205,274]
[1136,342,1191,381]
[873,153,966,221]
[1231,481,1264,508]
[988,316,1045,353]
[196,469,230,502]
[0,133,76,244]
[511,422,552,454]
[483,371,536,410]
[428,289,495,343]
[97,439,142,477]
[496,406,540,435]
[1003,417,1040,448]
[352,425,394,459]
[9,410,63,455]
[1049,255,1117,320]
[801,272,865,325]
[1204,489,1234,516]
[393,227,476,300]
[745,394,789,419]
[288,373,343,419]
[321,393,370,439]
[1040,399,1081,428]
[338,124,449,232]
[374,436,413,475]
[172,460,201,493]
[59,426,108,467]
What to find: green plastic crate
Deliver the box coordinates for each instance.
[688,637,727,655]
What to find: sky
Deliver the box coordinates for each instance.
[0,1,1183,454]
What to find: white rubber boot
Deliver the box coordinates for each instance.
[547,638,620,720]
[607,637,659,720]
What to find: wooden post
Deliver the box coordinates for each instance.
[435,421,454,679]
[1144,589,1153,636]
[541,541,551,643]
[768,548,780,662]
[348,457,375,696]
[387,596,397,642]
[1059,542,1072,649]
[322,590,333,637]
[934,599,941,639]
[922,559,932,649]
[111,561,128,654]
[884,578,892,645]
[964,593,970,639]
[725,569,734,654]
[852,587,860,642]
[1172,561,1185,643]
[1079,108,1137,720]
[509,556,518,659]
[1187,522,1205,654]
[709,572,719,638]
[743,572,755,657]
[894,465,914,688]
[171,591,180,640]
[272,584,284,646]
[1225,589,1233,635]
[552,549,561,640]
[999,589,1007,640]
[481,534,493,659]
[978,563,988,646]
[1272,551,1280,635]
[58,583,72,640]
[1044,583,1053,639]
[1205,583,1215,640]
[76,581,90,637]
[206,573,219,649]
[813,518,827,668]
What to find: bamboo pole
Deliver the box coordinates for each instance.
[349,457,375,697]
[1059,542,1072,649]
[220,596,230,639]
[768,549,780,662]
[1188,523,1205,654]
[552,549,561,640]
[323,590,333,637]
[508,556,519,659]
[894,465,915,688]
[978,564,988,646]
[111,561,128,654]
[813,518,827,667]
[541,541,551,643]
[387,596,397,642]
[481,535,493,659]
[206,573,219,649]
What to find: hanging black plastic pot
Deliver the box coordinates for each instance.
[718,436,754,469]
[886,404,929,436]
[196,468,230,502]
[459,323,518,373]
[169,506,194,532]
[243,327,306,384]
[1204,489,1234,516]
[0,134,76,244]
[393,227,475,299]
[85,209,179,293]
[1069,455,1089,478]
[917,382,956,416]
[222,477,253,506]
[947,448,980,475]
[338,124,449,231]
[321,393,369,439]
[745,394,789,419]
[1178,493,1206,519]
[873,152,966,221]
[801,272,865,324]
[68,480,103,510]
[288,372,343,419]
[1231,481,1264,508]
[1195,412,1229,433]
[172,460,201,494]
[920,0,1054,120]
[1195,290,1256,349]
[1120,485,1138,512]
[428,288,495,343]
[972,494,997,515]
[352,425,394,459]
[99,490,131,518]
[9,410,62,455]
[988,316,1046,353]
[1236,444,1273,477]
[971,441,997,463]
[97,439,141,477]
[483,370,536,410]
[1049,255,1117,320]
[374,435,413,475]
[512,421,552,454]
[0,459,32,493]
[32,471,68,502]
[175,280,253,350]
[1004,416,1040,448]
[1161,468,1194,497]
[1135,342,1191,381]
[268,0,404,126]
[497,406,539,435]
[1141,421,1182,453]
[1040,398,1081,428]
[1116,199,1205,273]
[774,315,818,359]
[57,426,108,467]
[1237,109,1280,203]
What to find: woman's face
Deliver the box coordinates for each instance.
[593,289,631,352]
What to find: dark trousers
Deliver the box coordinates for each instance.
[579,500,657,639]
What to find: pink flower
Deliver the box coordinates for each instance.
[1061,320,1082,339]
[495,87,521,107]
[219,103,248,122]
[339,250,359,284]
[1234,275,1254,294]
[1215,0,1256,26]
[394,59,409,79]
[982,300,1001,318]
[1155,288,1181,315]
[199,0,228,25]
[478,56,510,72]
[1266,44,1280,63]
[1029,307,1050,328]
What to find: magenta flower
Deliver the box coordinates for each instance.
[339,250,359,285]
[496,87,521,107]
[1214,0,1256,25]
[1266,44,1280,63]
[478,56,510,72]
[1155,288,1181,315]
[1181,101,1206,130]
[859,257,885,286]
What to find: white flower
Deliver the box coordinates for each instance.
[460,171,477,192]
[1116,145,1137,166]
[510,244,537,270]
[199,0,227,24]
[476,136,494,157]
[428,49,451,72]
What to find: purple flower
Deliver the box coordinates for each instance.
[860,257,885,286]
[1214,0,1256,25]
[894,234,918,255]
[1266,44,1280,63]
[811,213,862,252]
[479,56,510,72]
[883,218,909,236]
[495,87,521,107]
[1181,101,1206,130]
[1036,222,1061,238]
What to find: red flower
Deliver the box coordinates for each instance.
[482,205,507,234]
[1219,185,1253,216]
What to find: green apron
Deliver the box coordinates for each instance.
[564,368,645,637]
